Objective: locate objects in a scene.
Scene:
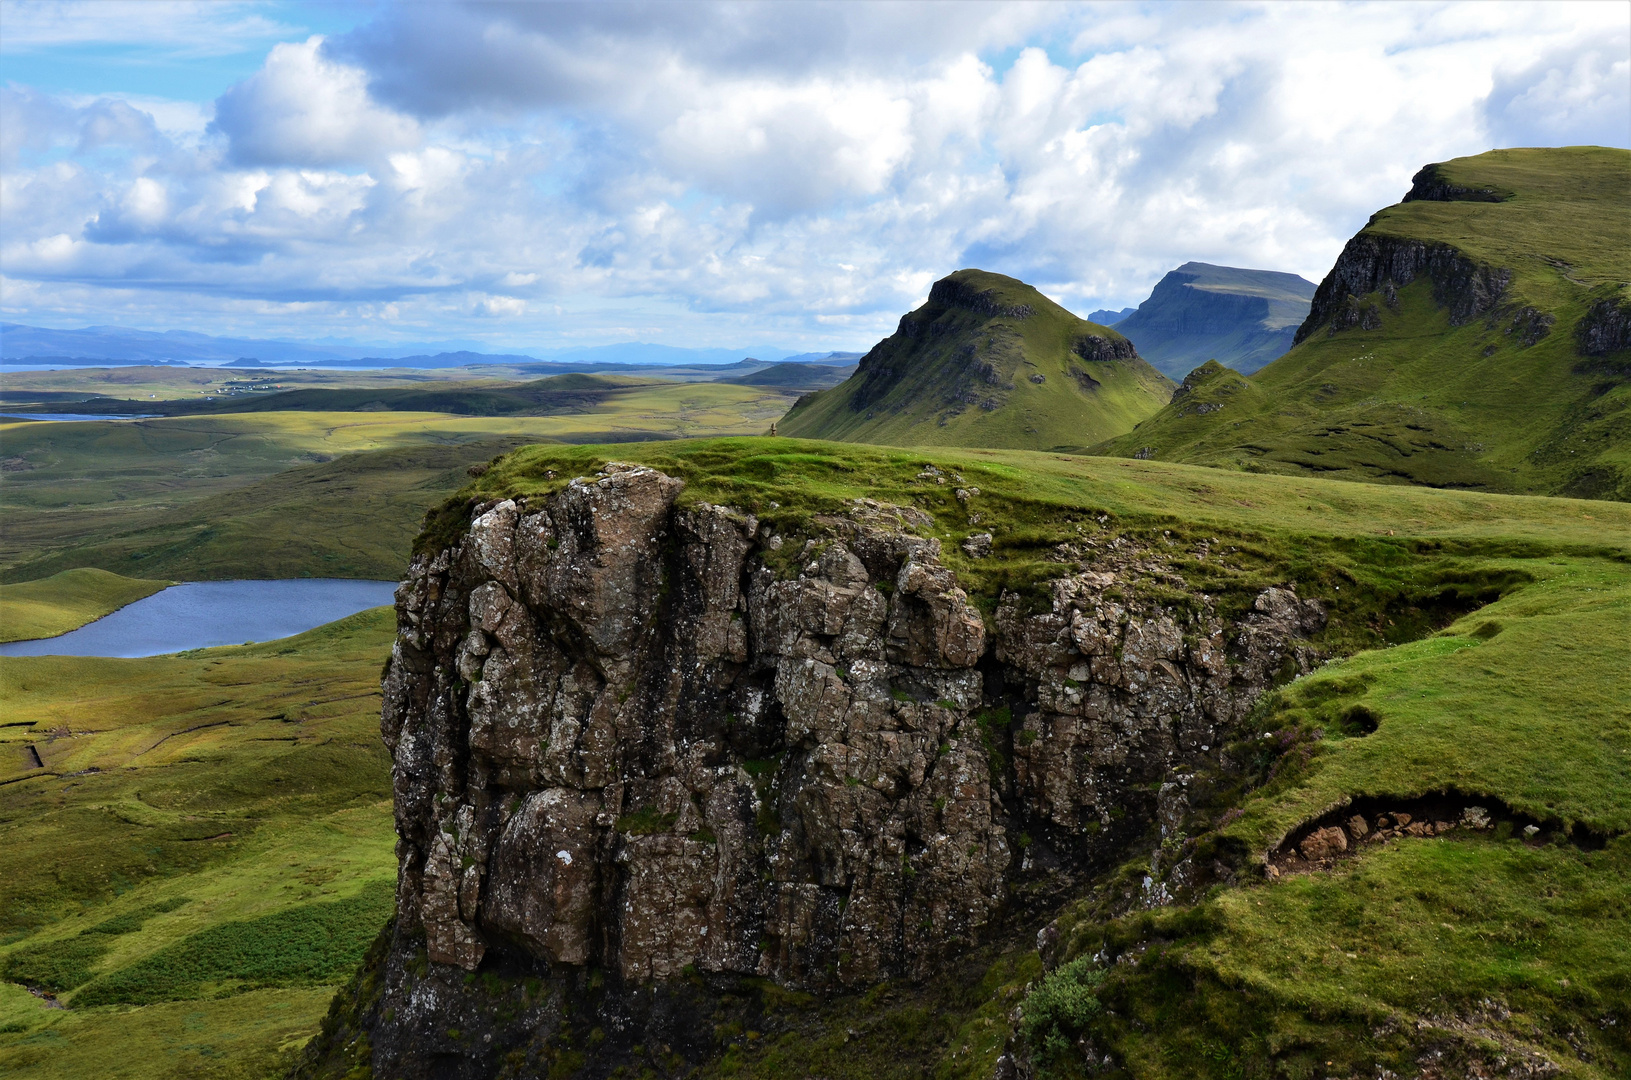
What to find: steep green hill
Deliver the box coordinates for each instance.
[779,269,1174,450]
[1097,147,1631,500]
[1113,262,1316,377]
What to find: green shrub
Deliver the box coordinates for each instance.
[1021,956,1105,1072]
[73,882,392,1006]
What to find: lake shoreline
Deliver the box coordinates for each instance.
[0,579,399,657]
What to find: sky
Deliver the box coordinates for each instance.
[1,0,1627,354]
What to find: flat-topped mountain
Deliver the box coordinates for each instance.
[778,269,1174,450]
[1098,146,1631,500]
[1113,262,1317,377]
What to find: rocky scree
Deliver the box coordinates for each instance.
[362,462,1328,1076]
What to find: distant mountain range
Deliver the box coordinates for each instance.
[0,323,860,371]
[1110,263,1317,378]
[726,362,857,390]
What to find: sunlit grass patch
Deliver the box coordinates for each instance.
[0,568,171,642]
[0,607,399,1078]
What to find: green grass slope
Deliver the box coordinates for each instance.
[1022,553,1631,1080]
[404,436,1631,1079]
[0,383,795,583]
[779,269,1174,450]
[1097,147,1631,500]
[0,608,397,1080]
[0,568,171,642]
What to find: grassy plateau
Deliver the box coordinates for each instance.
[402,435,1631,1079]
[0,380,794,583]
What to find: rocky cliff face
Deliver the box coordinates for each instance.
[1577,295,1631,358]
[1294,233,1512,345]
[362,463,1325,1077]
[1400,162,1509,204]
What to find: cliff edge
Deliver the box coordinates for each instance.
[309,456,1327,1078]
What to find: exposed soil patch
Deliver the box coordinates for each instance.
[1268,791,1609,878]
[23,743,44,770]
[26,986,65,1009]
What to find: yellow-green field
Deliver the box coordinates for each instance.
[1,382,792,582]
[0,608,398,1080]
[0,568,172,642]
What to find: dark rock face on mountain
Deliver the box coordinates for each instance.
[1113,263,1316,378]
[1401,161,1510,204]
[1293,235,1511,345]
[1578,295,1631,358]
[342,462,1326,1077]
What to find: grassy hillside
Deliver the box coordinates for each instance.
[408,436,1631,1079]
[0,608,398,1080]
[0,383,795,582]
[0,568,171,642]
[1097,147,1631,500]
[780,270,1174,450]
[1021,553,1630,1080]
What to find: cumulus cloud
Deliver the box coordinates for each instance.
[1485,37,1631,149]
[2,0,1627,349]
[211,36,420,167]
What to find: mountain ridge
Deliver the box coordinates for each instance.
[1114,261,1316,377]
[779,268,1174,450]
[1097,146,1631,501]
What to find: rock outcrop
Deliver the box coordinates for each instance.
[1400,162,1509,204]
[1576,295,1631,358]
[362,463,1326,1076]
[1294,233,1511,344]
